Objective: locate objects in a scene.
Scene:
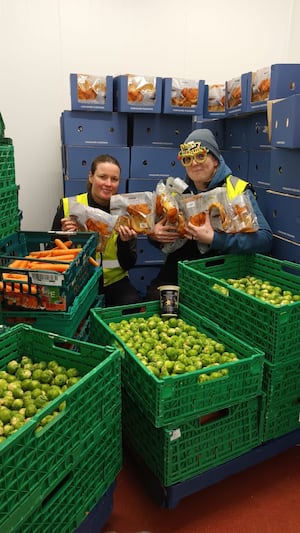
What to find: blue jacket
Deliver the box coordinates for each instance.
[185,155,273,255]
[149,155,273,286]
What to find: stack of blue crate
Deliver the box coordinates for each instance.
[128,110,197,296]
[266,93,300,263]
[195,63,300,265]
[61,74,129,197]
[128,113,193,296]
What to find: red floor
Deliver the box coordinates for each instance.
[102,445,300,533]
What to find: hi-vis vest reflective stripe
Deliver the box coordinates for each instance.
[225,175,249,200]
[62,193,127,287]
[62,193,88,216]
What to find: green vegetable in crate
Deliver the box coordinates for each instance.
[108,314,237,380]
[0,357,82,444]
[215,275,300,305]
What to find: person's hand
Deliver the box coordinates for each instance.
[185,212,214,244]
[116,225,137,242]
[60,217,79,232]
[150,216,182,244]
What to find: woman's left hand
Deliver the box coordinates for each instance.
[116,225,137,241]
[185,212,214,244]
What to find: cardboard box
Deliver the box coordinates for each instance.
[130,146,186,179]
[127,178,161,193]
[135,235,164,266]
[130,113,192,147]
[128,265,161,297]
[245,63,300,112]
[270,94,300,148]
[60,111,128,146]
[221,149,249,179]
[162,78,205,115]
[248,148,272,188]
[191,117,225,149]
[247,112,270,149]
[266,98,284,143]
[70,73,113,112]
[265,190,300,242]
[269,148,300,195]
[203,84,226,118]
[253,185,272,224]
[224,116,251,149]
[62,145,130,180]
[271,234,300,263]
[113,74,162,113]
[225,73,248,116]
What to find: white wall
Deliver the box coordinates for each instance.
[0,0,299,230]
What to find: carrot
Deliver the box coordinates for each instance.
[54,238,69,250]
[88,256,99,267]
[48,249,82,257]
[29,262,69,272]
[3,273,28,281]
[7,259,27,269]
[40,255,74,262]
[62,240,73,248]
[27,248,81,258]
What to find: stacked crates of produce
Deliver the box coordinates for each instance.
[127,107,192,297]
[0,230,103,337]
[0,112,21,240]
[89,299,265,489]
[178,253,300,441]
[0,324,122,532]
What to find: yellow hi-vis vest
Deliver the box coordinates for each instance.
[225,175,249,200]
[62,193,128,287]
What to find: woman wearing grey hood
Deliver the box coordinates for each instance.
[146,128,273,300]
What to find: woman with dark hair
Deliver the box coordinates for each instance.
[52,154,142,306]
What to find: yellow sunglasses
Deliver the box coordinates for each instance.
[178,141,209,167]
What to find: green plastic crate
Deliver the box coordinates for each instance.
[0,184,19,219]
[123,391,263,486]
[74,294,105,341]
[178,253,300,364]
[0,144,15,188]
[0,210,22,240]
[0,114,5,138]
[0,231,98,311]
[263,359,300,404]
[0,324,121,532]
[0,265,102,336]
[263,400,300,442]
[90,300,264,428]
[8,423,121,533]
[262,359,300,441]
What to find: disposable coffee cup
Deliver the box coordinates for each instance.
[158,285,180,317]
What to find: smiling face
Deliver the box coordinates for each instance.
[185,153,219,191]
[88,161,120,205]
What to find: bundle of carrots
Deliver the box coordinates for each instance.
[0,238,98,295]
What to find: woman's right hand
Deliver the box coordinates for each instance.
[60,217,79,232]
[150,216,181,244]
